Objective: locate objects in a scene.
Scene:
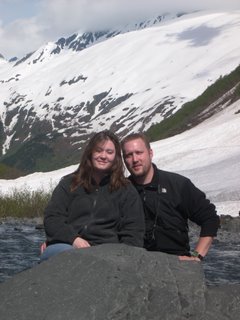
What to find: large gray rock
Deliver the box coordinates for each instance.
[0,244,239,320]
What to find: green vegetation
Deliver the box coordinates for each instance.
[146,64,240,142]
[0,163,25,179]
[0,188,51,218]
[232,82,240,100]
[0,133,79,178]
[1,140,54,172]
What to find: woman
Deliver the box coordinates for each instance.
[41,130,145,261]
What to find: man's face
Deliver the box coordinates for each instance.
[122,138,153,179]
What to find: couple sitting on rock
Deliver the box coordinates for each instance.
[41,130,220,262]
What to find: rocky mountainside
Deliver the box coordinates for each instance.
[0,10,240,174]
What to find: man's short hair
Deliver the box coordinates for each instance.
[121,133,151,150]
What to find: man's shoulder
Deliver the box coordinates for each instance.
[155,167,190,185]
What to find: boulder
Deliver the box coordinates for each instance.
[220,215,240,233]
[0,244,239,320]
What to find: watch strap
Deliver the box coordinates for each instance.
[191,250,204,261]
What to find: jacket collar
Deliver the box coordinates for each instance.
[92,174,111,187]
[129,163,159,190]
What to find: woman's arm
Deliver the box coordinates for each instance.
[118,184,145,247]
[44,177,79,245]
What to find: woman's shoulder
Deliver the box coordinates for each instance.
[56,173,74,189]
[117,180,138,196]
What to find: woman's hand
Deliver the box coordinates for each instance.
[40,242,47,254]
[73,237,91,248]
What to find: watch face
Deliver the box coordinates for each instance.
[192,251,203,260]
[192,251,198,257]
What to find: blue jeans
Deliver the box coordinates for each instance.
[40,243,74,262]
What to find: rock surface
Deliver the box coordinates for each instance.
[0,244,239,320]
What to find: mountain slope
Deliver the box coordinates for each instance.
[152,97,240,217]
[1,95,239,217]
[1,10,240,173]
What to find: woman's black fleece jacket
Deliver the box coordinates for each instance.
[44,175,145,248]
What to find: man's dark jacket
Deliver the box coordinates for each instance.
[129,164,220,255]
[44,174,145,248]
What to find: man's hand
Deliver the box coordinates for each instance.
[73,237,91,248]
[178,236,214,262]
[178,256,201,262]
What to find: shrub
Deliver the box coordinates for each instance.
[0,188,51,218]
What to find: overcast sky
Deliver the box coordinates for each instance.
[1,0,240,60]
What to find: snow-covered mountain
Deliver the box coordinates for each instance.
[1,95,239,217]
[13,15,172,65]
[0,10,240,173]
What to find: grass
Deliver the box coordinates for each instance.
[0,188,51,219]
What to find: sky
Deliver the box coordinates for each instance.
[1,0,240,59]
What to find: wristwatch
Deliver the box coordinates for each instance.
[191,250,204,261]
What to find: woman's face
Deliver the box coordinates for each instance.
[91,139,116,173]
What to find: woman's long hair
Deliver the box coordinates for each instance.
[71,131,129,192]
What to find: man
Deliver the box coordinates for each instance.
[121,133,220,261]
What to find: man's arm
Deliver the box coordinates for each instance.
[179,236,213,261]
[179,178,220,261]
